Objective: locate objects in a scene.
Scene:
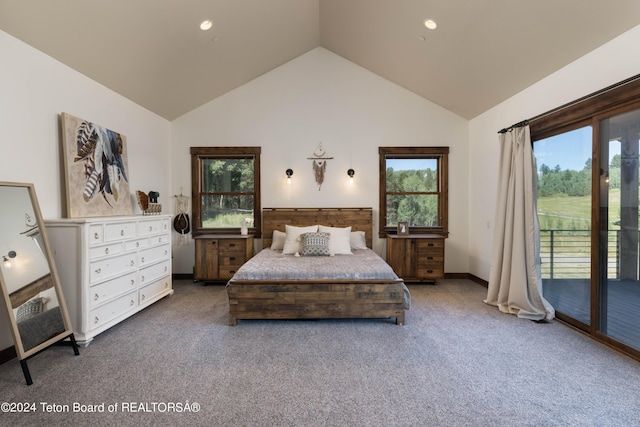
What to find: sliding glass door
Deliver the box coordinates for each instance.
[535,127,593,326]
[598,108,640,351]
[534,106,640,355]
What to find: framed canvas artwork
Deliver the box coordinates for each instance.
[61,113,133,218]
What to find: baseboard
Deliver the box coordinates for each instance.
[0,345,16,365]
[443,273,488,287]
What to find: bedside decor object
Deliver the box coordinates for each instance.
[397,221,409,236]
[61,113,132,218]
[307,142,333,190]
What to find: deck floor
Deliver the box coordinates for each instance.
[543,279,640,351]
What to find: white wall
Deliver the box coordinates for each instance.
[468,24,640,281]
[0,30,172,350]
[172,47,470,275]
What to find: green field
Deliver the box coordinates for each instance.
[537,188,621,231]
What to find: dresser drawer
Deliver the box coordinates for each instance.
[139,243,170,267]
[125,237,150,251]
[139,276,172,305]
[88,291,137,331]
[104,221,136,242]
[139,259,170,286]
[89,242,125,260]
[219,239,245,252]
[219,252,246,267]
[90,252,137,284]
[137,218,165,237]
[89,224,104,246]
[89,271,137,308]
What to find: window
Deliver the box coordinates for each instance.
[190,147,261,237]
[379,147,449,237]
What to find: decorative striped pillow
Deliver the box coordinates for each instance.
[299,232,331,256]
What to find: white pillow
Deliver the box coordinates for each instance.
[282,225,318,255]
[318,225,352,255]
[270,230,286,251]
[350,231,368,250]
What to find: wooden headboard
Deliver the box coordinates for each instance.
[262,208,373,249]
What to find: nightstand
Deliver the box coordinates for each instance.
[386,234,444,283]
[194,234,254,282]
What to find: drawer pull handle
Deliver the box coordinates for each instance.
[164,250,168,255]
[141,294,146,301]
[94,316,99,324]
[131,279,135,286]
[427,269,433,273]
[427,256,433,260]
[130,299,135,306]
[95,268,102,274]
[211,241,217,246]
[229,243,236,247]
[158,237,162,243]
[136,242,140,247]
[94,233,100,240]
[149,226,153,232]
[105,248,109,255]
[164,266,168,272]
[130,260,135,266]
[165,282,169,288]
[121,229,125,236]
[141,256,145,263]
[230,257,236,261]
[230,270,236,274]
[141,275,145,282]
[427,243,434,247]
[94,293,99,301]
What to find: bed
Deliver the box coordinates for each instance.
[225,208,410,325]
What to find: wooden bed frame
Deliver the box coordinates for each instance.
[226,208,407,326]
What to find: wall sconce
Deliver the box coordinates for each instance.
[3,250,16,268]
[347,168,355,184]
[286,168,294,185]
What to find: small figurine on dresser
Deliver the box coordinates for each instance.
[136,190,162,214]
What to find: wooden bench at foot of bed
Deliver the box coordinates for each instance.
[226,279,407,326]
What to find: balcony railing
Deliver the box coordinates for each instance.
[540,229,621,279]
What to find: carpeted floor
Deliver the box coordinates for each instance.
[1,279,639,426]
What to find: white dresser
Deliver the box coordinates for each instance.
[45,215,173,345]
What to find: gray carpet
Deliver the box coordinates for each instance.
[1,279,639,426]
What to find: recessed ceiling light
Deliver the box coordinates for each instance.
[424,19,437,30]
[200,20,213,31]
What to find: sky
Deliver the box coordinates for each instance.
[534,126,620,172]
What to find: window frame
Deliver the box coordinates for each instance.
[190,146,261,238]
[378,146,449,237]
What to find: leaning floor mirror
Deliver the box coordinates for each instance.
[0,181,79,385]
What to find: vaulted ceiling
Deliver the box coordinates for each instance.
[1,1,639,121]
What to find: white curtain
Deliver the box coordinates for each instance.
[485,125,555,321]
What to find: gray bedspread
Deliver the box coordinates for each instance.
[229,248,410,309]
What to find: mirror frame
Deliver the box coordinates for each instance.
[0,181,77,383]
